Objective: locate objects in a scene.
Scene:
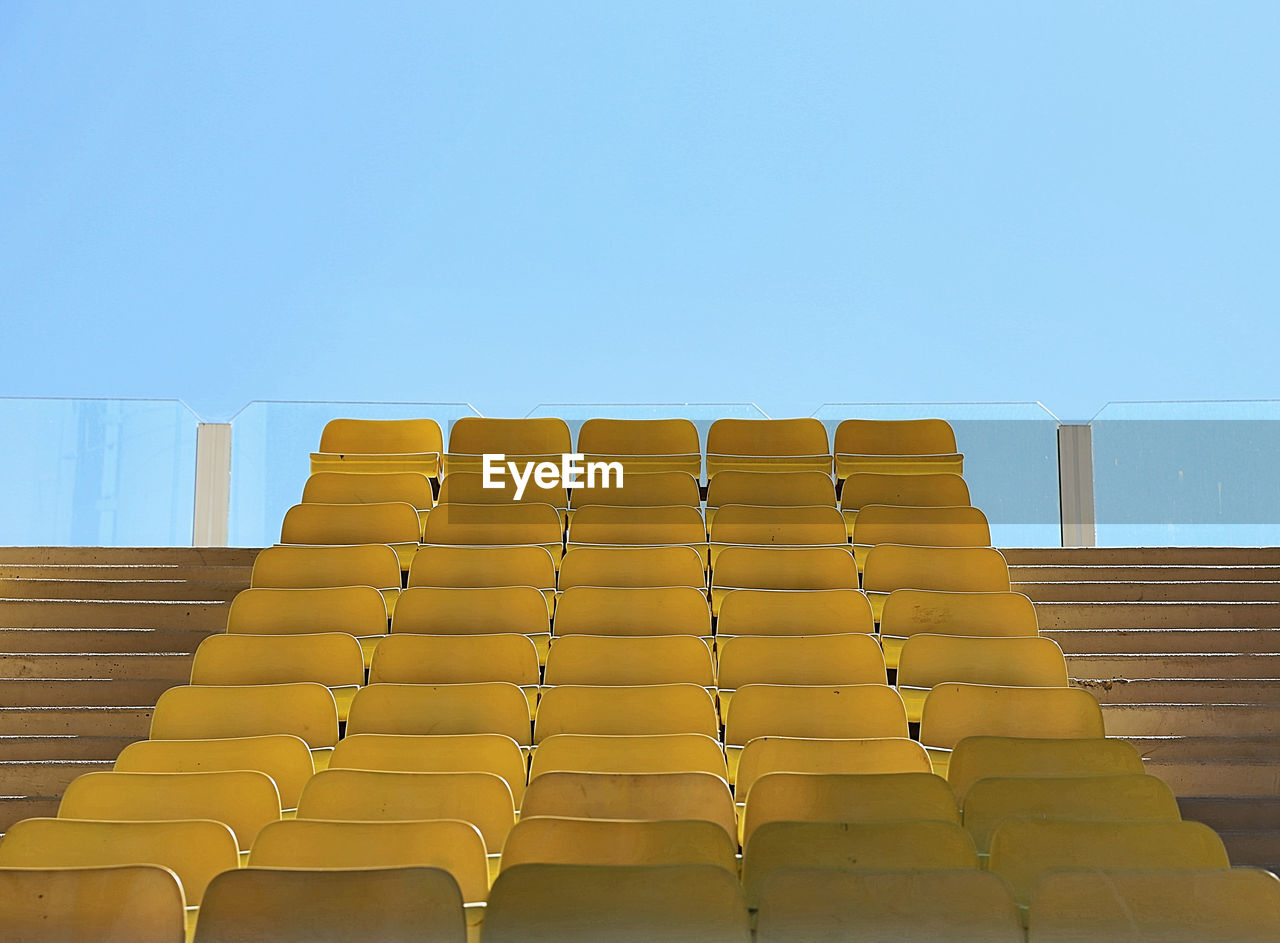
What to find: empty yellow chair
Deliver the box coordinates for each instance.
[558,545,706,590]
[896,634,1069,723]
[543,634,714,687]
[740,770,960,847]
[437,470,568,512]
[115,735,314,811]
[534,683,718,743]
[947,735,1146,801]
[280,501,421,570]
[743,820,980,907]
[407,545,557,616]
[706,470,837,518]
[567,505,708,564]
[59,769,280,852]
[834,417,963,479]
[716,634,886,712]
[963,773,1182,855]
[0,818,237,907]
[755,869,1022,943]
[370,634,540,714]
[484,863,750,943]
[421,502,564,568]
[303,469,434,508]
[576,417,702,477]
[227,585,390,653]
[247,547,402,615]
[878,588,1038,669]
[711,546,857,613]
[851,504,991,571]
[392,586,550,661]
[706,418,831,476]
[310,417,443,479]
[150,683,339,755]
[735,736,932,799]
[194,867,465,943]
[0,864,186,943]
[569,469,701,509]
[716,587,873,637]
[1029,868,1280,943]
[520,771,738,844]
[840,470,972,534]
[330,732,528,804]
[863,545,1011,621]
[190,632,364,721]
[529,733,728,782]
[988,818,1232,910]
[248,819,488,905]
[296,769,516,853]
[708,505,848,566]
[501,817,738,873]
[920,683,1106,777]
[552,586,711,637]
[443,416,571,476]
[346,682,532,746]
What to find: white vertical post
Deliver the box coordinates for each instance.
[193,423,232,546]
[1058,423,1096,547]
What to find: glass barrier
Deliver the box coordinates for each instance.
[0,397,199,545]
[229,401,480,547]
[1091,401,1280,546]
[812,402,1062,547]
[525,403,768,456]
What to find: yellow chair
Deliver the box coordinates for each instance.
[247,547,402,615]
[566,505,708,565]
[330,732,528,804]
[248,819,488,905]
[919,683,1106,777]
[576,417,702,477]
[534,683,718,743]
[296,769,516,853]
[370,634,540,715]
[501,816,737,873]
[716,587,873,637]
[840,471,972,534]
[1028,867,1280,943]
[947,735,1146,801]
[743,819,980,907]
[150,683,339,756]
[706,418,831,476]
[740,770,960,847]
[421,502,564,566]
[0,818,236,907]
[755,869,1022,943]
[226,585,391,665]
[391,585,550,661]
[568,470,701,510]
[708,504,848,566]
[896,634,1069,723]
[302,472,433,537]
[879,588,1038,669]
[407,545,557,616]
[716,634,886,713]
[711,546,857,613]
[0,864,185,943]
[988,819,1232,910]
[483,863,750,943]
[734,736,932,799]
[520,771,738,844]
[552,586,710,637]
[558,544,707,590]
[851,504,991,571]
[310,417,443,479]
[114,735,314,811]
[963,773,1182,855]
[190,632,364,721]
[279,501,421,570]
[58,769,280,852]
[543,634,714,687]
[863,545,1011,621]
[346,682,532,746]
[193,866,465,943]
[437,470,568,513]
[834,417,963,479]
[443,417,572,476]
[529,733,727,782]
[706,470,837,521]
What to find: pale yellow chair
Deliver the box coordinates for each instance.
[863,545,1011,621]
[706,418,831,476]
[310,417,443,479]
[407,544,557,616]
[716,633,886,712]
[834,417,963,479]
[947,735,1146,801]
[840,470,971,534]
[346,682,531,746]
[533,683,718,743]
[329,732,528,804]
[280,501,421,570]
[0,864,186,943]
[543,634,714,687]
[878,588,1037,669]
[370,633,540,714]
[734,736,932,799]
[851,504,990,571]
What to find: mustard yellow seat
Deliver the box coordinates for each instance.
[533,683,719,743]
[708,504,848,566]
[706,418,832,476]
[840,471,971,534]
[552,585,711,637]
[442,416,571,476]
[370,633,540,714]
[310,417,443,480]
[346,682,532,746]
[329,732,528,804]
[247,548,401,619]
[947,735,1146,801]
[0,864,186,943]
[421,502,564,567]
[437,470,567,512]
[280,501,421,570]
[407,545,557,616]
[566,504,708,565]
[529,732,728,782]
[576,417,703,477]
[544,634,714,687]
[862,545,1011,621]
[878,588,1037,669]
[150,683,340,757]
[734,736,932,799]
[391,585,551,662]
[716,587,873,637]
[850,503,991,571]
[500,816,738,873]
[711,546,857,613]
[705,470,837,524]
[716,633,887,714]
[568,469,701,509]
[302,472,434,539]
[557,545,706,590]
[834,417,963,479]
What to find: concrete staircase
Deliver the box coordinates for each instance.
[1009,546,1280,873]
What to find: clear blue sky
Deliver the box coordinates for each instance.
[3,1,1277,422]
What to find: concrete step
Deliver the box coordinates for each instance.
[0,707,153,738]
[1125,735,1280,763]
[0,735,141,761]
[1035,601,1280,630]
[1218,830,1280,871]
[1001,548,1280,566]
[0,599,230,631]
[0,579,246,601]
[1013,565,1280,582]
[1019,581,1280,602]
[0,627,215,654]
[0,678,179,707]
[1048,628,1280,655]
[1143,759,1280,797]
[0,759,114,795]
[1179,796,1280,832]
[0,796,60,834]
[1067,653,1280,680]
[1103,703,1280,737]
[0,653,194,680]
[0,547,261,567]
[1074,678,1280,704]
[0,564,254,582]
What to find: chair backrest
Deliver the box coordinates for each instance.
[193,867,465,943]
[544,634,714,686]
[483,863,750,943]
[501,816,738,873]
[421,502,563,547]
[834,418,958,455]
[0,818,236,906]
[437,470,567,508]
[839,471,971,509]
[920,683,1106,752]
[576,418,701,459]
[735,736,931,797]
[567,504,707,546]
[249,545,402,591]
[947,735,1146,801]
[707,418,830,462]
[228,585,390,635]
[725,683,908,746]
[569,470,701,508]
[371,632,539,687]
[862,545,1011,596]
[709,505,847,547]
[557,546,706,590]
[897,634,1068,691]
[391,585,549,635]
[58,769,281,852]
[247,818,488,904]
[280,501,421,545]
[407,545,557,592]
[190,632,365,688]
[346,682,531,744]
[529,733,728,782]
[716,588,873,637]
[706,470,837,509]
[0,864,186,943]
[716,633,887,690]
[711,546,857,592]
[302,471,434,509]
[329,732,528,803]
[533,683,719,742]
[447,416,572,457]
[114,735,314,809]
[852,504,991,549]
[552,586,711,637]
[880,590,1039,637]
[318,418,443,456]
[150,683,339,749]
